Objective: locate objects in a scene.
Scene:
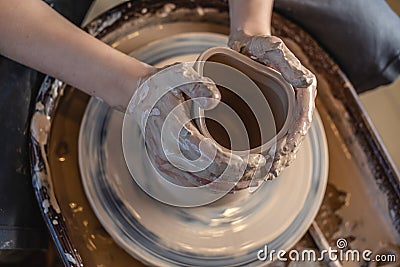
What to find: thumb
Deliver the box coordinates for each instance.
[177,66,221,110]
[245,36,315,88]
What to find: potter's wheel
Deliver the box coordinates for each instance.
[79,33,328,266]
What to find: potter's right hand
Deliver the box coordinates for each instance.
[229,31,317,180]
[128,64,266,192]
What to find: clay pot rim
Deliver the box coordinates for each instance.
[194,47,295,154]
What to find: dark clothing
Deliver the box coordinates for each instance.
[0,0,93,253]
[0,58,47,252]
[275,0,400,92]
[44,0,94,26]
[0,0,399,253]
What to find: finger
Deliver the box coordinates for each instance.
[206,149,267,186]
[180,128,233,179]
[266,136,288,179]
[177,120,226,175]
[244,36,315,88]
[144,121,204,188]
[269,81,316,176]
[284,80,316,154]
[177,66,221,110]
[169,135,265,192]
[181,121,267,186]
[148,124,218,188]
[240,153,267,181]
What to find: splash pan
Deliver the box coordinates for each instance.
[78,32,328,266]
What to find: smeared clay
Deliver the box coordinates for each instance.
[228,30,317,179]
[127,63,267,192]
[87,11,122,36]
[156,3,176,18]
[31,96,61,214]
[65,252,78,265]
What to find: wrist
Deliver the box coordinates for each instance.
[229,29,257,52]
[229,0,273,38]
[237,23,271,37]
[107,60,155,111]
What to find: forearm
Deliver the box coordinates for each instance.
[229,0,274,36]
[0,0,152,108]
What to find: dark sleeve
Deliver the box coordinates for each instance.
[0,58,48,253]
[274,0,400,93]
[0,0,93,254]
[44,0,94,26]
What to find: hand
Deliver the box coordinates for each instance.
[228,30,317,179]
[128,63,266,192]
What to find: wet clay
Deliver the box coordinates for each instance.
[201,52,289,152]
[205,82,286,151]
[228,30,317,179]
[205,84,262,150]
[196,47,295,182]
[32,2,400,264]
[127,63,266,192]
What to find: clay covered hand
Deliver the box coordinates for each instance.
[228,30,317,179]
[128,63,266,191]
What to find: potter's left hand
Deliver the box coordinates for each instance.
[228,30,317,179]
[128,63,267,192]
